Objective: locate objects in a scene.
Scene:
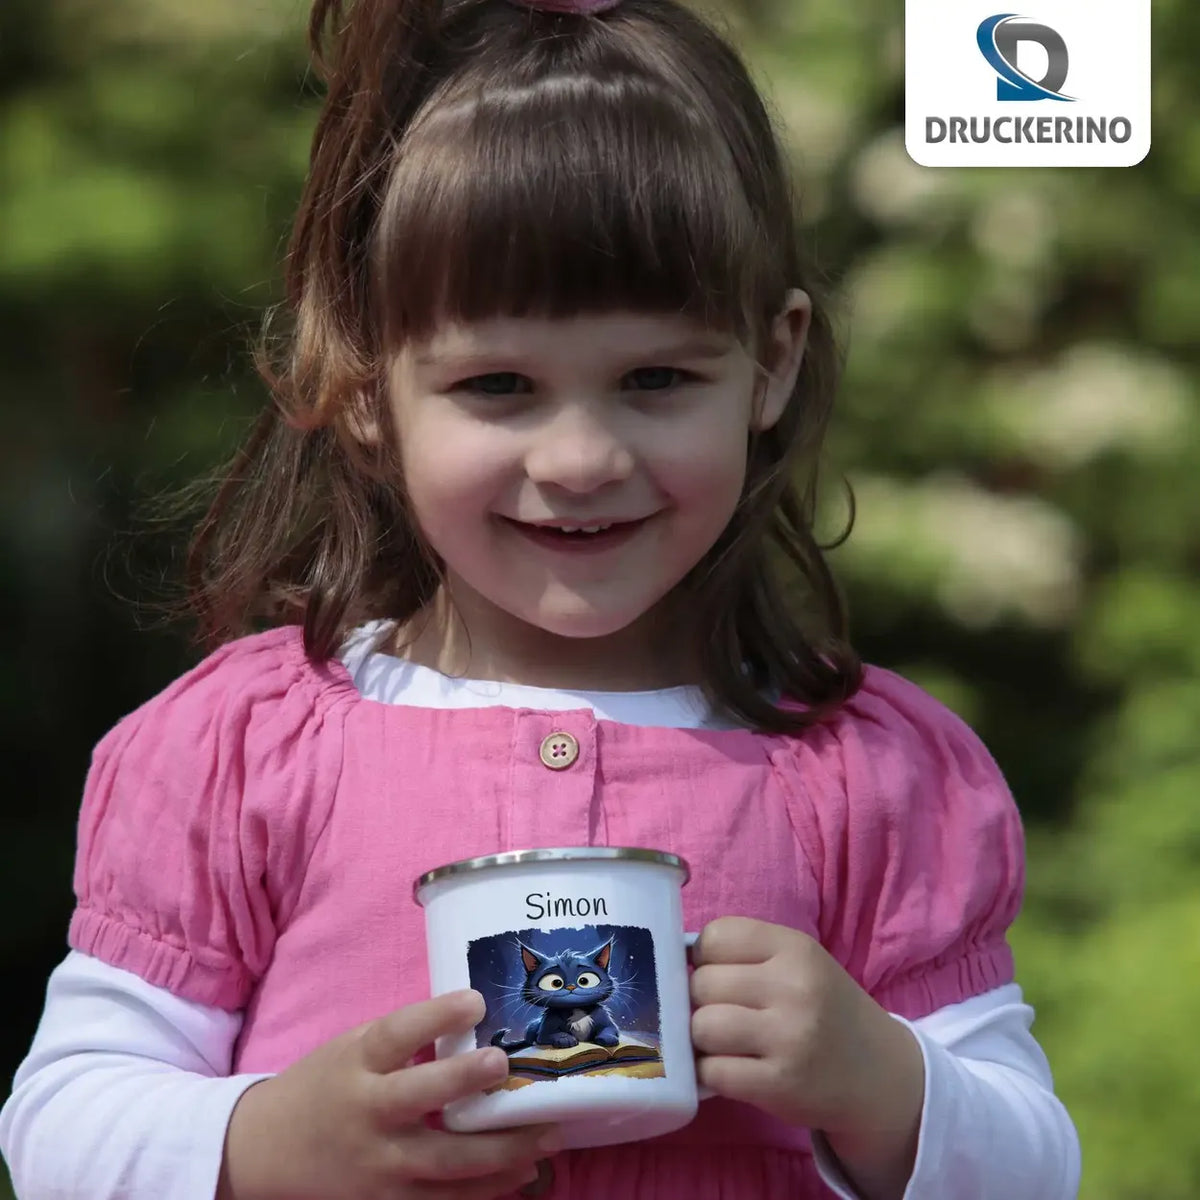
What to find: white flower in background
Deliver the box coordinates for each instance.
[970,188,1057,270]
[986,344,1194,468]
[844,473,1084,628]
[851,130,961,229]
[842,246,942,346]
[965,189,1060,351]
[965,279,1043,353]
[771,78,854,209]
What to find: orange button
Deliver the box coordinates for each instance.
[539,731,579,770]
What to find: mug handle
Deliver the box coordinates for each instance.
[684,932,716,1102]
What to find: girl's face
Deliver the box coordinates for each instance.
[385,303,808,676]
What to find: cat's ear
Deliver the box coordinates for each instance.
[518,941,544,974]
[592,937,614,972]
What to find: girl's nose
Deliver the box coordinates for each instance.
[525,407,635,494]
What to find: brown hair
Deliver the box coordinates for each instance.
[185,0,862,732]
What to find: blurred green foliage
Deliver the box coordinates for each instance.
[1,0,1198,1196]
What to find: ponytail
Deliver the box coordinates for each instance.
[284,0,446,421]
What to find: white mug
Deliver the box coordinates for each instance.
[414,847,709,1149]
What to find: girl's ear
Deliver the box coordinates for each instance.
[751,288,811,432]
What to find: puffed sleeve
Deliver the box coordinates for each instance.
[68,628,346,1012]
[774,667,1024,1020]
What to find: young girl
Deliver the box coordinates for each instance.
[0,0,1080,1196]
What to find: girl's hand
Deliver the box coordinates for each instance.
[218,990,561,1200]
[690,917,925,1200]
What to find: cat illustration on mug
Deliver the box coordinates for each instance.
[491,936,621,1051]
[468,923,665,1087]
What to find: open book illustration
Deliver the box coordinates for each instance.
[505,1034,664,1080]
[490,1034,665,1090]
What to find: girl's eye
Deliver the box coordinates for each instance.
[624,366,687,391]
[575,972,601,989]
[458,372,532,396]
[537,974,566,992]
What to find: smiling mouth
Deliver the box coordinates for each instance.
[500,516,651,551]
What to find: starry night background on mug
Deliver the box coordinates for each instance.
[468,925,661,1048]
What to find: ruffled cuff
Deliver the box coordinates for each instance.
[69,907,252,1012]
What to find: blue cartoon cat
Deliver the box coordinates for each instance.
[491,937,622,1051]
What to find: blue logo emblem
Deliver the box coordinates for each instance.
[977,14,1075,102]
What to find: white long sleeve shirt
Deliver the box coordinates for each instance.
[1,955,1079,1199]
[0,630,1080,1198]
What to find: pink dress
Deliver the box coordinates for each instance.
[70,627,1023,1198]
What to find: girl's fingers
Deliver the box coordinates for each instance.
[692,917,787,966]
[696,1053,774,1108]
[689,963,767,1010]
[691,1003,767,1057]
[360,991,486,1075]
[379,1047,511,1122]
[400,1124,561,1182]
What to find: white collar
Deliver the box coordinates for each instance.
[338,621,734,730]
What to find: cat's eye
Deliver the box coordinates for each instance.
[575,972,602,989]
[537,973,566,992]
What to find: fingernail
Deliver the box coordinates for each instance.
[441,989,485,1025]
[479,1047,509,1074]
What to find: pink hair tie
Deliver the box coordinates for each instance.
[510,0,622,13]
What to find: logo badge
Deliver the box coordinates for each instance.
[906,0,1150,166]
[977,14,1075,102]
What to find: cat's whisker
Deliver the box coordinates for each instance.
[610,975,645,993]
[483,986,530,1014]
[477,975,537,1024]
[487,975,528,990]
[494,996,533,1025]
[490,998,520,1020]
[490,986,530,1002]
[488,983,533,1003]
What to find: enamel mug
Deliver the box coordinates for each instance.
[414,847,705,1149]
